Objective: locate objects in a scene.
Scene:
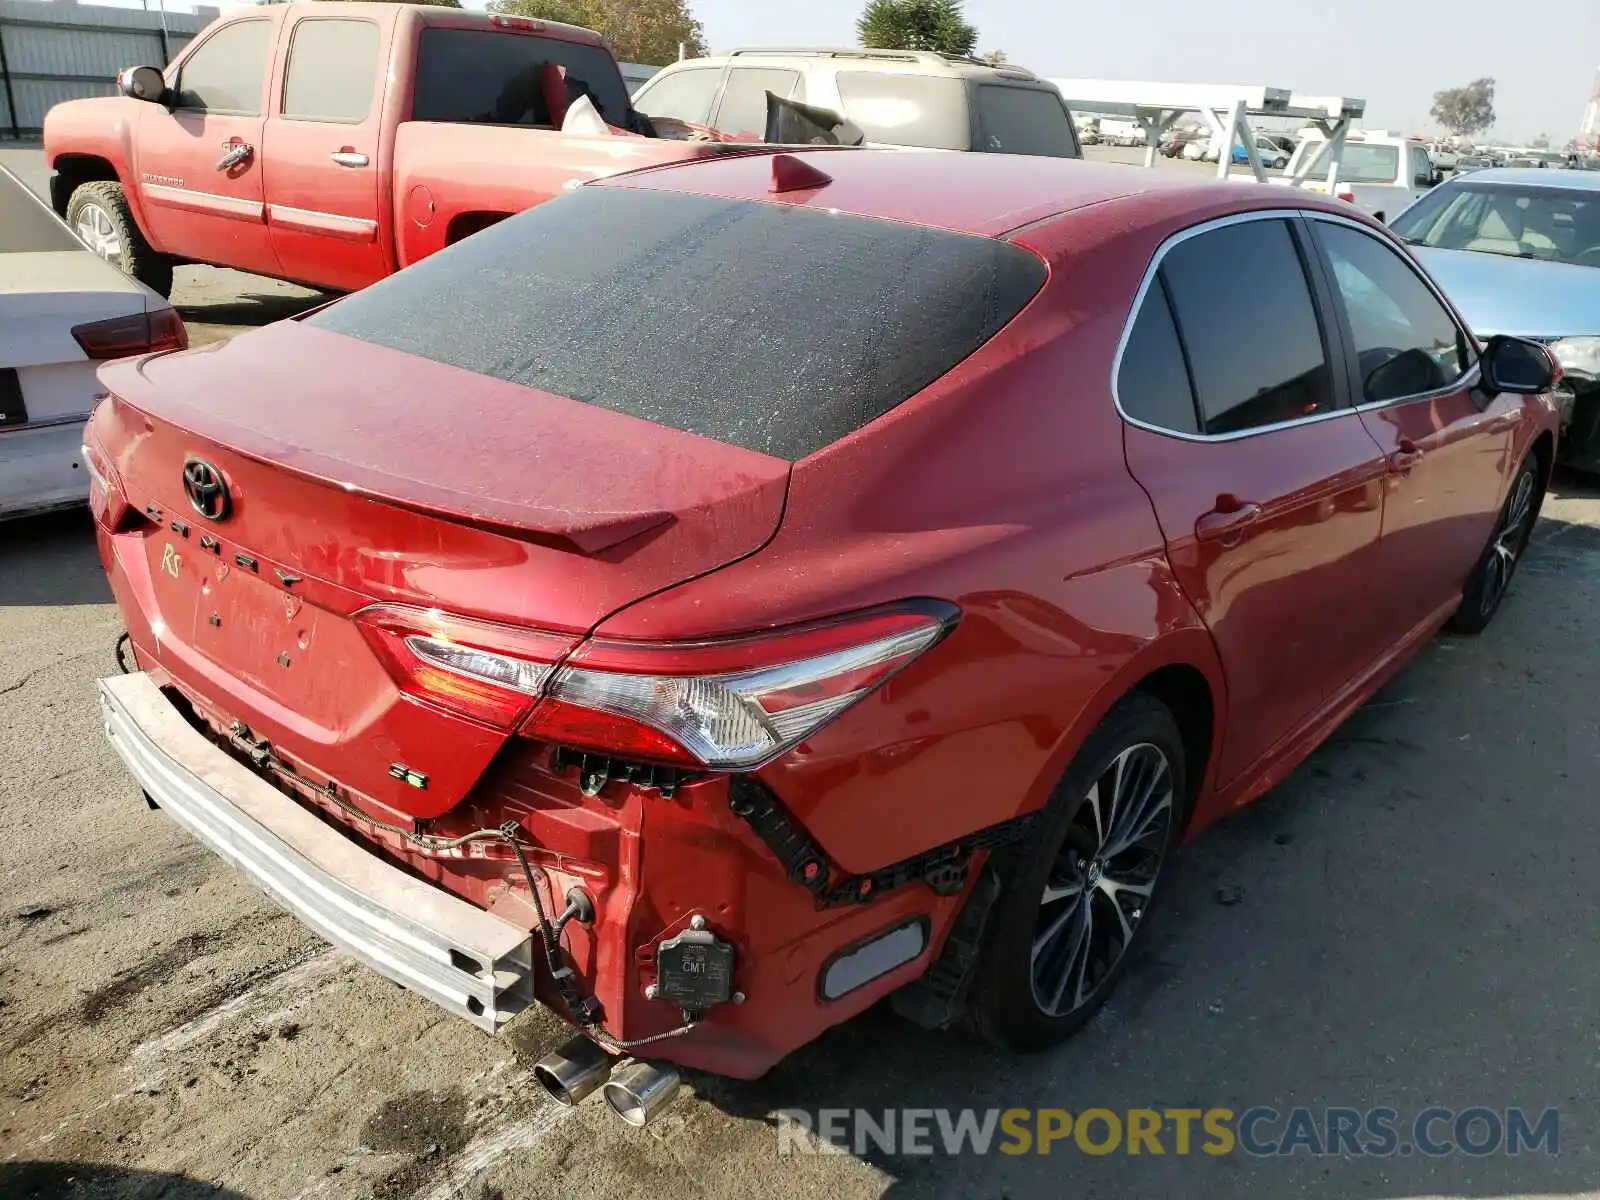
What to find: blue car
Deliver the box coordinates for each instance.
[1389,168,1600,472]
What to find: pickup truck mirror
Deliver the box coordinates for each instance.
[117,66,168,106]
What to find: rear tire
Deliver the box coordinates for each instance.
[1446,454,1542,635]
[66,181,174,298]
[967,693,1186,1052]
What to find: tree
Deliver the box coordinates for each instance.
[857,0,978,57]
[1531,132,1551,149]
[488,0,708,64]
[1429,78,1496,139]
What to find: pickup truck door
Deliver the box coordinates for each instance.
[136,14,282,278]
[262,13,391,291]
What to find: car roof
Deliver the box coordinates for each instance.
[1443,166,1600,190]
[682,47,1042,82]
[294,2,606,47]
[602,149,1351,239]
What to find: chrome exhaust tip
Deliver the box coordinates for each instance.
[602,1060,683,1127]
[532,1035,613,1107]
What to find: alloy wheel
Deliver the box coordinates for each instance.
[75,203,123,266]
[1481,469,1536,616]
[1030,742,1175,1017]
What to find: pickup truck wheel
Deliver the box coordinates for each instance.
[966,692,1186,1052]
[66,181,174,298]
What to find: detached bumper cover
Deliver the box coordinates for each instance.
[99,672,534,1032]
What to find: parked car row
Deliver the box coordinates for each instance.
[12,0,1593,1137]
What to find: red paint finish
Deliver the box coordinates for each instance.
[88,151,1559,1079]
[43,4,739,293]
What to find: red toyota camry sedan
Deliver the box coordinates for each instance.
[86,150,1558,1115]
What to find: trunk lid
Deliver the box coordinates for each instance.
[96,321,789,818]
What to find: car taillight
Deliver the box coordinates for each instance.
[529,603,958,768]
[1335,187,1356,203]
[491,13,546,31]
[355,605,575,731]
[81,428,143,530]
[72,307,188,360]
[356,600,959,767]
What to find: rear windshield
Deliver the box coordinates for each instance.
[0,168,80,254]
[834,72,969,149]
[975,86,1079,157]
[1292,140,1400,184]
[411,28,630,129]
[309,187,1045,460]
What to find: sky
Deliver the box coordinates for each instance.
[96,0,1600,142]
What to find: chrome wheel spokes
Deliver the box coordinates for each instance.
[1483,471,1535,614]
[75,205,122,265]
[1031,742,1175,1018]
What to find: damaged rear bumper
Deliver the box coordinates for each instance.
[99,671,534,1033]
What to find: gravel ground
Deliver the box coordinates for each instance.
[3,143,1600,1200]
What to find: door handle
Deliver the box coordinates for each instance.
[1387,438,1424,474]
[215,142,253,171]
[330,151,370,168]
[1195,498,1264,543]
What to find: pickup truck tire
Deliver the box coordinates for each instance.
[66,182,174,298]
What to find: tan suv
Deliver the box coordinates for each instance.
[631,48,1082,157]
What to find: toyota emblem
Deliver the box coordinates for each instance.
[182,458,230,521]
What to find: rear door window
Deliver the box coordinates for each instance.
[282,19,380,123]
[174,19,274,115]
[309,187,1046,460]
[974,86,1079,157]
[1159,219,1336,436]
[711,68,801,138]
[632,65,723,125]
[1116,281,1200,435]
[412,29,630,128]
[835,72,968,149]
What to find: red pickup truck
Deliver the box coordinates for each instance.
[43,2,738,296]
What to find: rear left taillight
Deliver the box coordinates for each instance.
[356,601,959,768]
[72,307,188,360]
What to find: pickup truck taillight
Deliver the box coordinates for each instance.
[356,601,959,769]
[73,308,188,360]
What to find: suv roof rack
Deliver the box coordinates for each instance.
[723,47,1037,79]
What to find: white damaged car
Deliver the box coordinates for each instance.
[1,164,185,520]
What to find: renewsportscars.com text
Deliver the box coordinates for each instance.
[776,1106,1560,1158]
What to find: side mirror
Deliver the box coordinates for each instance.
[1481,335,1556,395]
[117,65,167,105]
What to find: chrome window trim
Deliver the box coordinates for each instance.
[1110,208,1359,444]
[1301,210,1482,407]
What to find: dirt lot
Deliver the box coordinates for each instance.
[4,143,1600,1200]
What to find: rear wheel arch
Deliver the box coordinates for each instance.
[1018,630,1227,836]
[445,211,512,245]
[1129,661,1215,827]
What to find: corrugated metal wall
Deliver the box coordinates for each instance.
[0,0,216,136]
